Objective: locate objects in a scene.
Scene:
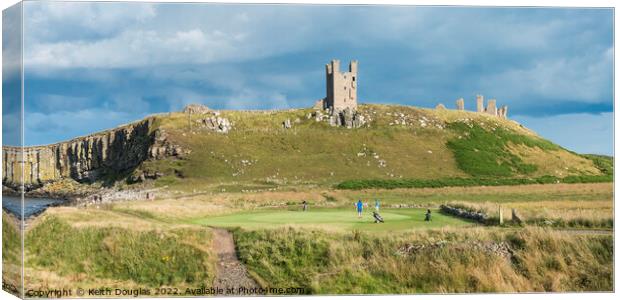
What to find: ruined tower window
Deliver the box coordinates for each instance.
[353,76,356,81]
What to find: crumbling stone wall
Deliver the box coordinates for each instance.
[456,98,465,110]
[498,106,508,119]
[438,94,508,119]
[440,204,489,223]
[486,99,497,116]
[476,95,484,113]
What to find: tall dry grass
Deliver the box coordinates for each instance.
[234,226,613,293]
[446,199,613,228]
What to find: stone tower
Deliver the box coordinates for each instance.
[324,59,358,112]
[456,98,465,110]
[486,99,497,116]
[476,95,484,113]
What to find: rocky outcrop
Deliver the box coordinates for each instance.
[308,107,366,129]
[2,118,182,191]
[195,115,232,133]
[182,103,211,114]
[183,104,233,133]
[328,108,366,128]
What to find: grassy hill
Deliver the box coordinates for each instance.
[129,104,609,192]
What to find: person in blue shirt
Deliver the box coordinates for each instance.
[374,199,380,211]
[356,199,363,218]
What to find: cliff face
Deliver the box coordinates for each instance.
[2,118,180,191]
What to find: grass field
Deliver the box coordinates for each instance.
[12,182,614,294]
[192,208,474,232]
[112,182,612,229]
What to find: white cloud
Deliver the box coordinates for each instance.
[479,47,612,103]
[2,3,23,81]
[21,5,425,70]
[24,1,156,43]
[26,29,230,68]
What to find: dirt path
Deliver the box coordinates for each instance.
[212,228,260,295]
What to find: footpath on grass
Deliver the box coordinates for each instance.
[212,228,260,295]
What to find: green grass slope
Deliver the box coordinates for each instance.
[134,104,607,190]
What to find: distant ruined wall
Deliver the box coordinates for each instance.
[455,98,465,110]
[443,95,508,119]
[2,118,178,190]
[476,95,484,113]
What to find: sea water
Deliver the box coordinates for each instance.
[2,195,64,219]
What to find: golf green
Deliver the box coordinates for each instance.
[193,208,474,231]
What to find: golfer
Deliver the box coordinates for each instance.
[425,209,432,222]
[356,199,363,218]
[374,199,380,211]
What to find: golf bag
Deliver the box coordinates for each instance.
[373,211,384,223]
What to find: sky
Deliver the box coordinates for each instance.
[2,2,614,155]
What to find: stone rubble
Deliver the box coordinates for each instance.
[76,187,168,207]
[282,119,292,129]
[396,240,514,260]
[311,107,368,129]
[440,204,489,223]
[196,115,232,133]
[182,103,211,114]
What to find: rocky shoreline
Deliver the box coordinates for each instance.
[2,183,168,222]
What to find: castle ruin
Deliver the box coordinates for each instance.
[476,95,484,113]
[310,59,364,128]
[456,98,465,110]
[312,60,507,122]
[322,59,358,112]
[449,94,508,119]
